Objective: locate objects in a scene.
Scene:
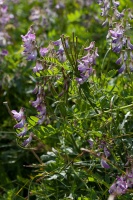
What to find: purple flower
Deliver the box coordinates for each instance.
[87,139,94,148]
[84,41,95,51]
[14,117,26,129]
[77,62,88,73]
[109,176,128,195]
[114,8,124,19]
[1,49,8,56]
[76,41,98,84]
[116,56,122,65]
[129,61,133,72]
[127,38,133,50]
[112,0,120,7]
[109,183,117,194]
[37,104,46,116]
[11,108,25,121]
[33,61,43,73]
[32,83,39,94]
[118,63,126,73]
[21,27,37,61]
[127,170,133,188]
[0,5,10,25]
[76,67,93,84]
[53,38,68,62]
[109,25,124,41]
[31,94,43,108]
[98,0,110,16]
[40,47,49,57]
[53,38,62,47]
[38,115,46,125]
[130,51,133,60]
[17,124,28,137]
[104,146,110,158]
[22,133,33,146]
[101,159,110,169]
[112,43,123,53]
[76,77,86,84]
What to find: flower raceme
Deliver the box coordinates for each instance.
[0,1,13,56]
[21,27,37,61]
[53,38,68,62]
[76,41,98,84]
[30,84,46,125]
[98,0,133,73]
[11,108,33,146]
[88,139,110,169]
[11,107,25,121]
[108,167,133,198]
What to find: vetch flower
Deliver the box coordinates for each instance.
[36,103,46,125]
[109,176,128,195]
[84,41,95,51]
[40,47,49,57]
[38,115,46,125]
[127,37,133,50]
[98,0,111,17]
[22,133,33,146]
[114,8,124,20]
[118,62,126,73]
[101,159,110,169]
[53,38,68,62]
[77,62,88,73]
[32,83,39,94]
[37,104,46,116]
[31,94,43,108]
[11,107,25,121]
[104,146,110,158]
[129,60,133,72]
[76,41,98,84]
[1,49,8,56]
[33,61,43,73]
[112,0,120,7]
[53,38,62,47]
[87,139,94,148]
[17,124,28,137]
[14,117,26,129]
[116,55,122,65]
[21,27,37,61]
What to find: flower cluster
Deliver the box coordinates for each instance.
[98,0,111,17]
[11,108,33,146]
[98,0,121,26]
[29,7,49,31]
[0,1,13,57]
[98,0,133,73]
[21,27,37,61]
[76,41,98,84]
[88,139,110,169]
[76,0,93,7]
[107,19,133,73]
[53,38,68,62]
[29,1,58,33]
[31,83,46,125]
[109,167,133,197]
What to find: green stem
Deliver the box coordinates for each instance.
[93,103,133,118]
[70,134,80,153]
[80,83,99,114]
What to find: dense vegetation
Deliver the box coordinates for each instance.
[1,0,133,199]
